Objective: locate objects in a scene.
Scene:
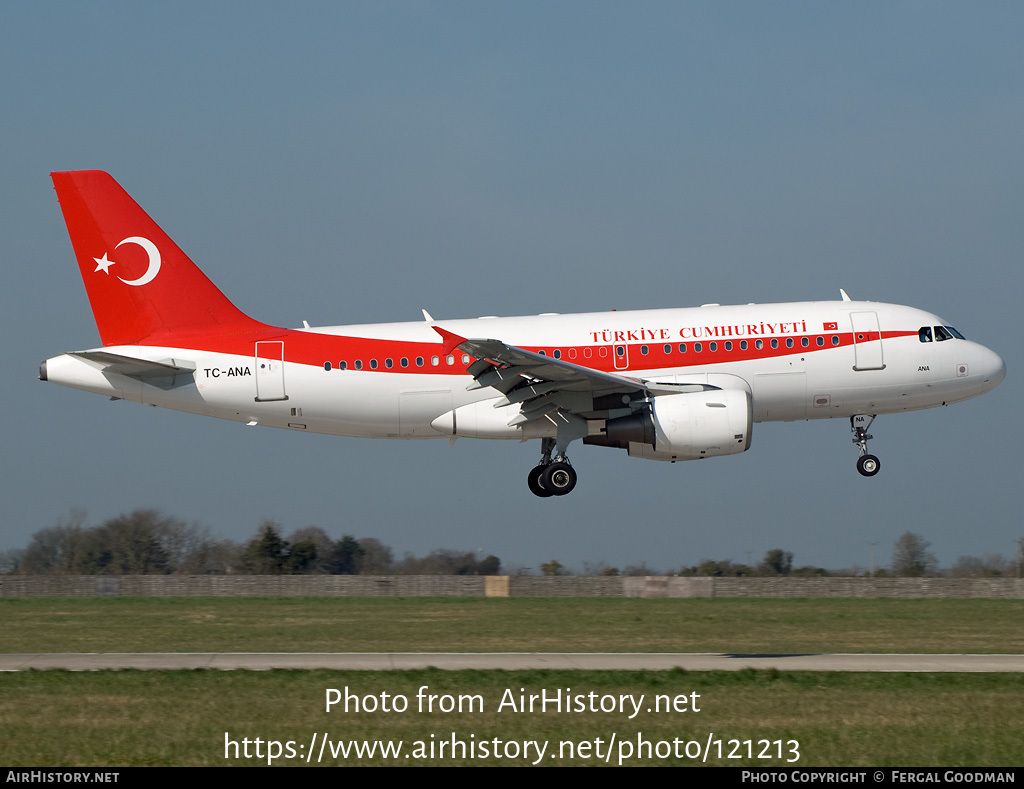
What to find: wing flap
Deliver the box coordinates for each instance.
[432,326,719,428]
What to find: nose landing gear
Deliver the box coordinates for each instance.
[851,414,880,477]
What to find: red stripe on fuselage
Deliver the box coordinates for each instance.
[134,328,917,376]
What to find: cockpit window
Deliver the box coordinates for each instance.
[933,325,954,342]
[919,326,933,343]
[945,326,966,340]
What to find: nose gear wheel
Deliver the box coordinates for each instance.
[851,415,880,477]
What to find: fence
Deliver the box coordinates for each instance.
[2,575,1022,598]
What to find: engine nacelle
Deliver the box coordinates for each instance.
[589,389,752,462]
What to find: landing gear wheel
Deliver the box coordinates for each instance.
[527,465,553,498]
[857,454,881,477]
[542,462,577,496]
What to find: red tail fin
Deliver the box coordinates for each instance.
[51,171,268,346]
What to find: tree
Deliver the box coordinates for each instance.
[683,559,755,577]
[760,549,794,576]
[356,538,393,574]
[241,521,289,574]
[326,536,364,574]
[0,548,24,574]
[622,562,658,577]
[951,554,1008,578]
[790,565,829,577]
[285,539,319,574]
[285,526,333,572]
[892,531,938,577]
[19,509,89,574]
[392,549,500,575]
[541,559,566,576]
[91,510,172,574]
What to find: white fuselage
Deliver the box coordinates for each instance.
[43,299,1005,445]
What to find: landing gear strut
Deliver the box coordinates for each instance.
[528,436,579,497]
[851,414,880,477]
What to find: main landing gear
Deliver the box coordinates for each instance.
[528,437,578,497]
[851,414,881,477]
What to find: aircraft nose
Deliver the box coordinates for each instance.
[974,344,1005,392]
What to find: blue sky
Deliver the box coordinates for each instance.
[3,2,1021,572]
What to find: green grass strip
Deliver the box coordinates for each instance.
[2,597,1023,654]
[1,669,1022,766]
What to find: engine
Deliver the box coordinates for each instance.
[585,389,752,462]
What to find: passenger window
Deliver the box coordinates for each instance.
[694,342,702,353]
[415,357,424,367]
[755,339,763,350]
[616,346,625,357]
[599,347,607,358]
[446,355,455,365]
[431,356,439,366]
[584,348,593,358]
[919,326,933,343]
[324,362,332,371]
[664,344,672,354]
[786,338,794,348]
[340,361,347,370]
[801,337,809,347]
[354,360,363,370]
[401,357,409,367]
[724,341,733,351]
[462,354,470,364]
[370,359,378,369]
[740,340,747,350]
[709,341,718,351]
[816,336,824,347]
[385,358,393,368]
[831,336,839,346]
[568,349,577,359]
[678,343,686,353]
[553,350,562,359]
[770,339,778,349]
[640,345,648,355]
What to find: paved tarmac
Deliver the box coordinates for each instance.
[2,653,1023,671]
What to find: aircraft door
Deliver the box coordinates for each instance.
[613,344,629,370]
[850,311,885,371]
[255,340,288,401]
[399,389,453,436]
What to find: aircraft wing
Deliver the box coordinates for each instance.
[433,326,712,426]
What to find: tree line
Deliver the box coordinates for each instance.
[0,510,500,576]
[541,534,1021,578]
[0,510,1020,578]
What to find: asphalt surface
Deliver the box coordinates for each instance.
[2,653,1023,671]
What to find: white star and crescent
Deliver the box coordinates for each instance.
[91,237,161,286]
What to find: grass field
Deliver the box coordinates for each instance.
[3,597,1022,767]
[2,596,1023,654]
[1,669,1022,766]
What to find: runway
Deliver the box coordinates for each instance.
[2,653,1023,671]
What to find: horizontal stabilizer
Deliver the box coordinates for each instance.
[69,351,196,388]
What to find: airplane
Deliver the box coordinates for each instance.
[40,171,1005,497]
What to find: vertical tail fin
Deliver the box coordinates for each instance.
[51,170,268,346]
